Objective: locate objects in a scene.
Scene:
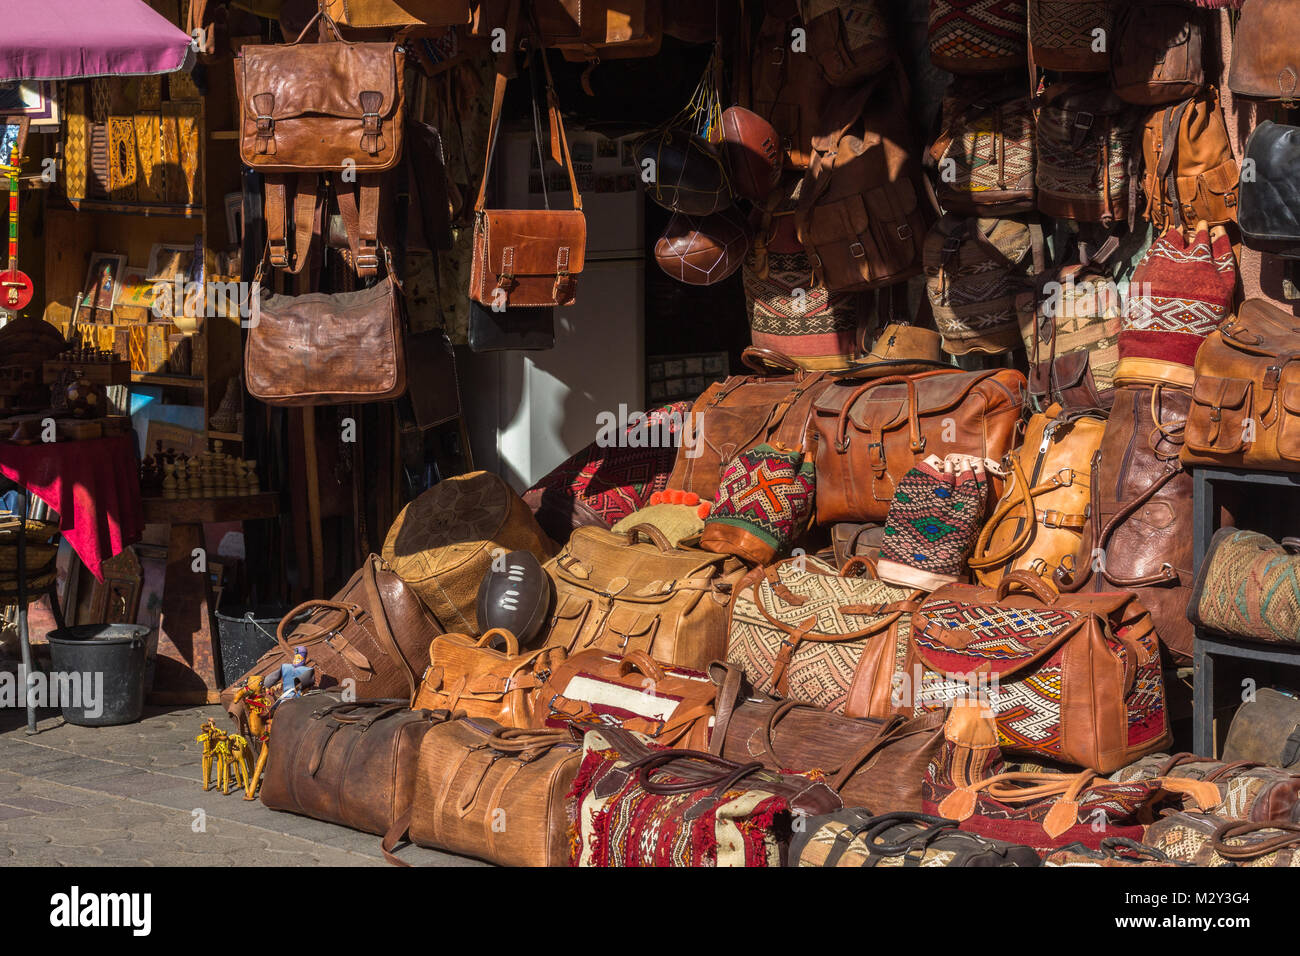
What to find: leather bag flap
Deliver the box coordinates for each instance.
[815,370,987,430]
[240,43,400,126]
[481,209,587,278]
[603,606,657,641]
[1190,374,1250,412]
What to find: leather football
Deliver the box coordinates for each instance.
[475,550,552,646]
[720,106,782,202]
[655,208,751,286]
[636,127,733,216]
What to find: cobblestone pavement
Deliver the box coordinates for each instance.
[0,671,482,867]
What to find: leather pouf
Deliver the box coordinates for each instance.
[655,208,750,286]
[382,471,557,635]
[636,127,732,216]
[720,105,782,202]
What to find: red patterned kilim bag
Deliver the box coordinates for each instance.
[524,402,691,543]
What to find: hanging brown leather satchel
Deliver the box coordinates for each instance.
[469,62,586,309]
[1227,0,1300,101]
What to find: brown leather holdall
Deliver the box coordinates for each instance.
[1223,687,1300,771]
[810,367,1026,524]
[383,720,582,867]
[1183,299,1300,474]
[541,524,745,670]
[245,274,407,405]
[411,628,567,728]
[668,347,831,501]
[260,694,450,835]
[222,555,440,719]
[469,64,586,309]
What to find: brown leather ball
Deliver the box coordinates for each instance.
[655,208,752,286]
[636,128,733,216]
[720,106,782,202]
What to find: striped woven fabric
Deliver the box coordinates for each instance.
[1190,528,1300,645]
[929,0,1028,73]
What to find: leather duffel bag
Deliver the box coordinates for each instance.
[532,650,741,749]
[969,406,1106,588]
[1223,687,1300,771]
[909,571,1172,774]
[411,628,566,727]
[790,809,1041,867]
[542,524,745,670]
[1055,383,1196,663]
[810,368,1025,525]
[709,691,947,813]
[726,555,920,720]
[260,693,451,835]
[1183,299,1300,472]
[668,347,831,501]
[1145,814,1300,867]
[1190,528,1300,646]
[1110,751,1300,823]
[382,471,556,635]
[222,555,440,719]
[383,720,582,867]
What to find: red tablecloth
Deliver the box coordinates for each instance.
[0,434,143,581]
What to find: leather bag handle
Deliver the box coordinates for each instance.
[994,569,1060,604]
[968,454,1042,571]
[484,726,574,757]
[631,749,768,796]
[624,522,675,553]
[745,571,915,644]
[741,346,800,374]
[833,375,925,455]
[474,627,521,656]
[617,650,665,682]
[1212,820,1300,861]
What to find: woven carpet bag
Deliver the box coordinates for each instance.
[382,471,557,635]
[928,0,1028,74]
[1189,528,1300,646]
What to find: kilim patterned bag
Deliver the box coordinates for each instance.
[1035,84,1141,225]
[790,809,1042,867]
[1143,814,1300,867]
[523,402,690,543]
[700,443,816,565]
[921,701,1213,851]
[928,0,1028,74]
[924,215,1037,356]
[727,555,920,720]
[907,571,1172,773]
[1041,838,1190,866]
[930,85,1037,217]
[1028,0,1111,73]
[567,726,842,866]
[1189,528,1300,646]
[1109,751,1300,823]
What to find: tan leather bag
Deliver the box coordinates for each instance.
[245,276,406,406]
[323,0,470,27]
[469,66,585,308]
[1183,299,1300,473]
[810,368,1026,524]
[542,524,745,671]
[1227,0,1300,101]
[1141,90,1239,231]
[411,628,566,726]
[383,720,581,867]
[969,406,1106,587]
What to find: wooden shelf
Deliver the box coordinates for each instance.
[131,372,204,389]
[56,198,204,218]
[142,491,279,525]
[208,130,239,141]
[207,430,244,442]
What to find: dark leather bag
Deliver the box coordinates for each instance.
[246,275,407,406]
[1228,0,1300,101]
[1238,121,1300,258]
[1223,688,1300,771]
[260,694,449,835]
[790,809,1042,866]
[404,328,460,429]
[1056,383,1195,663]
[222,555,440,716]
[1110,2,1206,105]
[469,67,585,309]
[810,368,1025,524]
[467,300,555,352]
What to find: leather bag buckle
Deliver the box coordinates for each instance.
[1265,366,1282,390]
[1042,510,1062,529]
[849,241,866,259]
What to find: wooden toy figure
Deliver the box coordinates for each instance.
[230,674,275,801]
[273,646,315,707]
[226,733,252,795]
[196,718,226,792]
[213,733,234,795]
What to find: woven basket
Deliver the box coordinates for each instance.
[0,517,60,598]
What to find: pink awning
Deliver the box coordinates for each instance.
[0,0,195,81]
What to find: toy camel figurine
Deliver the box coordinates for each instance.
[226,733,252,796]
[196,718,226,792]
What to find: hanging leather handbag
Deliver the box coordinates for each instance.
[260,693,451,836]
[569,725,843,867]
[800,0,892,87]
[1237,121,1300,258]
[1223,687,1300,771]
[790,809,1042,867]
[541,524,745,671]
[1190,529,1300,646]
[909,571,1172,773]
[222,555,440,717]
[1056,383,1196,664]
[245,274,407,406]
[532,650,742,749]
[1227,0,1300,101]
[968,406,1106,588]
[323,0,471,28]
[1110,2,1206,106]
[1140,90,1240,231]
[1183,299,1300,473]
[667,348,832,501]
[726,555,920,720]
[709,692,948,812]
[809,367,1026,525]
[383,720,582,867]
[1110,751,1300,823]
[466,300,555,352]
[745,1,831,171]
[469,67,586,309]
[929,83,1037,217]
[411,628,567,726]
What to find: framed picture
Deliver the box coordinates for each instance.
[0,81,57,126]
[83,252,127,313]
[0,116,28,168]
[114,267,155,322]
[145,241,195,283]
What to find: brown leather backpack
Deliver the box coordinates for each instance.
[1141,89,1240,231]
[745,0,831,170]
[234,9,405,277]
[795,63,928,293]
[800,0,892,87]
[1110,2,1206,105]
